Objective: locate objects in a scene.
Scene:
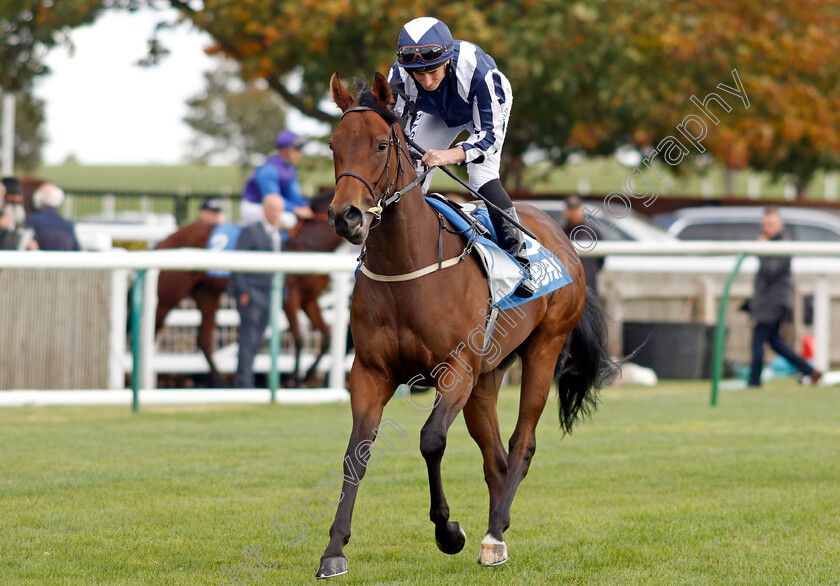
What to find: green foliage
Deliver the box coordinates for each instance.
[0,0,111,173]
[161,0,840,195]
[183,61,288,169]
[0,0,108,92]
[1,382,839,583]
[7,1,840,194]
[0,91,45,171]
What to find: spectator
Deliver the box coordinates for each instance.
[562,195,604,296]
[199,197,226,225]
[27,183,80,251]
[1,176,27,231]
[230,195,285,388]
[240,130,313,233]
[0,181,20,249]
[748,206,821,387]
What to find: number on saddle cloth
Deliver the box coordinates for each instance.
[207,223,243,278]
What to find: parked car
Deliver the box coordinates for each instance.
[528,200,678,242]
[656,206,840,241]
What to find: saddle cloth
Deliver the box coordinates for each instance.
[424,194,572,310]
[206,223,243,278]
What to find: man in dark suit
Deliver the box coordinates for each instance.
[27,183,80,251]
[231,194,286,388]
[562,195,604,297]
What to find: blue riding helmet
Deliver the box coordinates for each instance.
[397,17,455,71]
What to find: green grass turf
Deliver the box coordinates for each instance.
[1,381,838,584]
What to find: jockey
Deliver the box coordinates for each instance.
[240,130,312,241]
[389,16,535,298]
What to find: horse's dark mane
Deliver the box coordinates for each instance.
[353,79,402,126]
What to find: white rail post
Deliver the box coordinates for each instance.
[140,269,160,390]
[328,271,352,390]
[813,274,830,374]
[1,94,15,176]
[109,267,129,390]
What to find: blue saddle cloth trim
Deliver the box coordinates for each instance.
[424,196,497,242]
[498,239,573,309]
[207,223,242,277]
[424,197,572,310]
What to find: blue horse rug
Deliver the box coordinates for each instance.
[206,223,242,278]
[424,195,572,310]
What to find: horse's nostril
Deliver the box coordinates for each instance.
[343,206,363,227]
[327,207,337,227]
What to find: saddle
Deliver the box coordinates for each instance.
[423,194,572,311]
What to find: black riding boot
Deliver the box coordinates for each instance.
[479,180,536,298]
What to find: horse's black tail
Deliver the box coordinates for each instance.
[554,288,616,435]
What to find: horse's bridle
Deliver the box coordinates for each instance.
[334,106,428,224]
[334,104,476,282]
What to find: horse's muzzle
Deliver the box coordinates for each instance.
[329,204,366,244]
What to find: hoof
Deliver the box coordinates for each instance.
[435,522,466,555]
[478,534,508,566]
[315,556,347,579]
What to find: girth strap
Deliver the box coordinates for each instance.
[358,255,464,282]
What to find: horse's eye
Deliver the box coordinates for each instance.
[327,142,333,151]
[377,141,388,152]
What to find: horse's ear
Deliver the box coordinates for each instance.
[372,72,393,107]
[331,72,354,112]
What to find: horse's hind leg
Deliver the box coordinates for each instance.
[418,378,475,556]
[301,285,330,385]
[155,271,189,333]
[463,369,508,534]
[481,340,565,566]
[282,282,304,387]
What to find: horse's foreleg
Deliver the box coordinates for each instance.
[482,344,561,566]
[420,379,474,556]
[316,366,395,579]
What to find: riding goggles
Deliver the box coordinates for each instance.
[397,43,453,65]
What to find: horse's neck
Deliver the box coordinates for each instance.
[363,173,438,275]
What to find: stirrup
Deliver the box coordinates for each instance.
[513,260,536,298]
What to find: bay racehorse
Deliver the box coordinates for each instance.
[154,192,343,387]
[315,72,612,578]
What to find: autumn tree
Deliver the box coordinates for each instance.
[1,0,113,168]
[614,0,840,198]
[15,1,839,196]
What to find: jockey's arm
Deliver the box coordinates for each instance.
[421,146,466,168]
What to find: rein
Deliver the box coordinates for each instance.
[335,104,471,283]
